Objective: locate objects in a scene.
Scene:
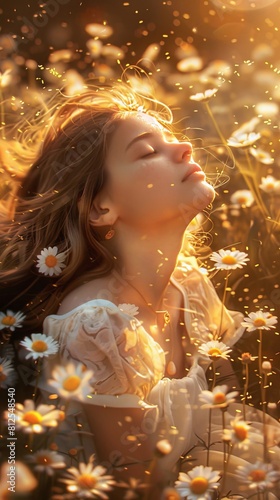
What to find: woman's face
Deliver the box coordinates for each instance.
[101,113,215,229]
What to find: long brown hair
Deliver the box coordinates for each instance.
[0,81,174,329]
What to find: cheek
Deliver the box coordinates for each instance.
[112,163,172,201]
[110,171,175,221]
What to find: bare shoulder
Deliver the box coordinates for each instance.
[57,276,116,315]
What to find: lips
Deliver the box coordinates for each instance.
[181,163,204,182]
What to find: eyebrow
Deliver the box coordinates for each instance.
[125,132,154,152]
[125,129,175,152]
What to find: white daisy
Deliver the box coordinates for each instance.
[230,117,260,136]
[0,69,12,88]
[60,454,115,498]
[177,56,204,73]
[111,477,148,499]
[11,399,62,434]
[0,357,17,388]
[227,132,261,148]
[237,461,280,492]
[84,23,113,39]
[223,417,253,450]
[20,333,59,360]
[48,362,94,401]
[160,487,181,499]
[189,88,218,102]
[25,449,66,476]
[230,189,254,208]
[259,175,280,194]
[86,39,103,59]
[155,439,172,457]
[36,246,66,276]
[255,101,279,119]
[198,340,232,361]
[210,249,249,270]
[249,147,274,164]
[118,303,139,317]
[199,385,239,409]
[175,465,220,500]
[0,309,26,331]
[241,311,278,332]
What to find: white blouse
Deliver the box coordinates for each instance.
[42,261,246,473]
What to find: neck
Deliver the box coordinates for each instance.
[110,218,189,310]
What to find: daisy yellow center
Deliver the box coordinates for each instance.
[190,477,209,494]
[23,410,43,425]
[250,469,266,482]
[1,315,16,326]
[213,392,226,404]
[253,318,266,327]
[45,255,58,268]
[58,410,65,421]
[62,375,81,392]
[208,348,222,357]
[221,255,237,265]
[237,196,248,204]
[77,473,97,489]
[234,423,248,441]
[266,183,274,190]
[31,340,48,352]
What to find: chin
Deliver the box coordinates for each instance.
[178,183,215,226]
[204,181,216,203]
[191,180,215,212]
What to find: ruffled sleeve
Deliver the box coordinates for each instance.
[171,257,245,348]
[43,300,165,400]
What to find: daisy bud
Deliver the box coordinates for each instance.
[155,439,172,457]
[241,352,253,364]
[261,361,272,374]
[267,402,277,410]
[68,448,78,456]
[161,487,181,499]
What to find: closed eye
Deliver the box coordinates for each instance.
[141,149,157,158]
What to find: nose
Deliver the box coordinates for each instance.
[170,141,193,162]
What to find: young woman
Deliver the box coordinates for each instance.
[1,82,273,498]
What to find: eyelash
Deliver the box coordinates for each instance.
[141,149,157,158]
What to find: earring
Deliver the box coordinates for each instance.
[105,228,115,240]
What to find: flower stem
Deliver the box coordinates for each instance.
[258,329,268,462]
[143,456,158,500]
[33,358,42,400]
[221,407,227,469]
[219,271,229,338]
[0,89,5,139]
[212,360,217,390]
[204,101,227,145]
[206,408,212,466]
[261,371,268,463]
[28,431,34,452]
[242,363,249,421]
[220,443,234,496]
[245,149,270,220]
[258,329,263,381]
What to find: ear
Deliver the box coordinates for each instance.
[89,194,118,228]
